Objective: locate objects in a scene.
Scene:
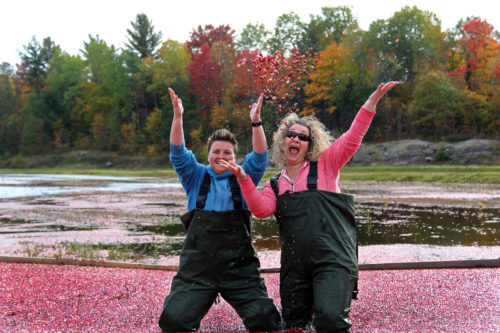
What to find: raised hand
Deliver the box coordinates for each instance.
[250,93,264,123]
[363,81,399,112]
[169,88,185,145]
[218,160,248,181]
[169,88,184,117]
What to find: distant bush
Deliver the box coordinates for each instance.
[8,155,26,168]
[444,134,470,143]
[434,147,451,162]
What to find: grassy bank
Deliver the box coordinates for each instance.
[1,165,499,184]
[337,165,500,184]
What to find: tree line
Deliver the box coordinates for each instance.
[0,6,498,159]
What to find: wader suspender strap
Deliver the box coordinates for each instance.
[196,172,243,209]
[196,172,211,209]
[269,161,359,299]
[270,174,281,198]
[306,161,318,190]
[229,175,243,209]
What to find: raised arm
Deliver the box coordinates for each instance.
[362,81,399,113]
[325,81,400,170]
[169,88,184,145]
[250,93,267,153]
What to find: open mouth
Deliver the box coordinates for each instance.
[288,146,299,154]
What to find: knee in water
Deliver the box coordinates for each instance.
[314,307,352,333]
[242,301,281,331]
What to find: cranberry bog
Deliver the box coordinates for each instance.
[0,173,499,332]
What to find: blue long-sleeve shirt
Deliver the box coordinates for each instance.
[170,142,267,211]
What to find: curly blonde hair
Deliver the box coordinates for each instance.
[271,113,334,168]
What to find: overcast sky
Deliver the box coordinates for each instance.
[2,0,499,66]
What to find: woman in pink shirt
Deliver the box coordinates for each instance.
[220,81,399,332]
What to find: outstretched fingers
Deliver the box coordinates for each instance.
[374,81,399,102]
[168,88,177,103]
[218,159,237,173]
[257,93,264,109]
[218,160,247,180]
[363,81,400,112]
[169,88,183,116]
[378,81,399,96]
[250,93,264,122]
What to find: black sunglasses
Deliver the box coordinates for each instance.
[285,131,311,142]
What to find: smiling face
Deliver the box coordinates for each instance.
[208,140,236,174]
[284,124,310,166]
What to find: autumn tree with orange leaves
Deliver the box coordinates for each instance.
[450,18,500,91]
[447,18,500,137]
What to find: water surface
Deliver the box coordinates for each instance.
[0,174,181,199]
[0,175,498,262]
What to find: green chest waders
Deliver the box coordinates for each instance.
[271,162,358,333]
[159,173,281,332]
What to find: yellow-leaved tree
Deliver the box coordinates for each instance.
[303,42,348,116]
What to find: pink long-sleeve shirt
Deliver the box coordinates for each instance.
[238,107,375,218]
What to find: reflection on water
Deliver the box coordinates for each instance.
[252,218,281,250]
[356,202,500,246]
[129,201,499,252]
[248,203,500,250]
[129,222,185,237]
[0,174,181,198]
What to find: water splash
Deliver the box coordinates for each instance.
[398,68,409,84]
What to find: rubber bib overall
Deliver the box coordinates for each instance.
[159,173,281,332]
[271,162,358,332]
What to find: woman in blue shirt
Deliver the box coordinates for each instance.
[158,88,281,332]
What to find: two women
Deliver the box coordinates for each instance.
[220,81,399,332]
